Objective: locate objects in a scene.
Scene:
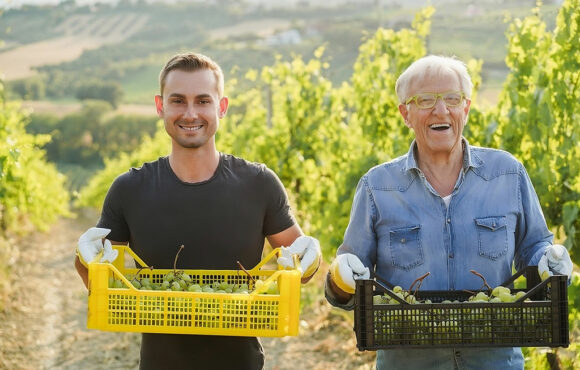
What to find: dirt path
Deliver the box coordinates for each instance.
[0,210,375,370]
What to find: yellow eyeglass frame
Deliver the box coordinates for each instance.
[405,91,466,109]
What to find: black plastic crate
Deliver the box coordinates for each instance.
[354,266,569,350]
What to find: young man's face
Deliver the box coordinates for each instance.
[155,69,228,151]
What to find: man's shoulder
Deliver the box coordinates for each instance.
[363,154,412,190]
[221,153,269,175]
[469,146,522,178]
[114,157,166,184]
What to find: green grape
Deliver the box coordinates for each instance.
[202,285,214,293]
[266,282,279,295]
[112,279,125,289]
[491,286,510,297]
[188,284,202,292]
[165,272,175,282]
[178,279,188,290]
[181,272,193,283]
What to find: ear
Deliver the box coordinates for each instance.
[463,98,471,115]
[218,96,229,118]
[398,104,411,128]
[154,95,164,117]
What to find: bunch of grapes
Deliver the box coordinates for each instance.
[369,270,545,346]
[107,245,279,295]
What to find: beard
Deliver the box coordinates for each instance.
[166,118,217,149]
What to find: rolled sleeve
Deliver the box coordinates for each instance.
[514,165,553,270]
[339,176,377,268]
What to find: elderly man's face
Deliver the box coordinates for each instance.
[399,72,470,158]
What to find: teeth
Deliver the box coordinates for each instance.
[430,123,450,129]
[181,125,202,131]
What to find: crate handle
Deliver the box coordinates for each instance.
[369,275,411,305]
[250,269,285,295]
[250,247,302,273]
[512,274,558,302]
[88,255,140,291]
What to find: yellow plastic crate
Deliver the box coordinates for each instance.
[87,246,302,337]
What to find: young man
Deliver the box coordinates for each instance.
[75,52,320,369]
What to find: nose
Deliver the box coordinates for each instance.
[182,103,198,120]
[431,97,449,114]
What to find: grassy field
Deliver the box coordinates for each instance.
[0,1,560,109]
[0,13,149,80]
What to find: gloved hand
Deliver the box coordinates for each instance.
[329,253,370,294]
[277,236,321,278]
[538,244,573,281]
[77,227,118,267]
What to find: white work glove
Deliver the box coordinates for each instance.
[277,236,321,279]
[77,227,118,267]
[329,253,370,294]
[538,244,573,281]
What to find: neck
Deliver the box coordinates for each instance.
[416,145,464,197]
[169,147,220,183]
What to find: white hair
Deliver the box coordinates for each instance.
[395,55,473,103]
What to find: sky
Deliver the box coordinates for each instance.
[0,0,458,10]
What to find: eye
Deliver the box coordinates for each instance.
[416,95,435,106]
[170,98,185,104]
[444,93,462,105]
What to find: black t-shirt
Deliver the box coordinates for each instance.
[97,153,296,370]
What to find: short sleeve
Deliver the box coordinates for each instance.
[97,173,131,243]
[261,167,296,236]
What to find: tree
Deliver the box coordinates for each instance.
[493,0,580,260]
[75,80,124,109]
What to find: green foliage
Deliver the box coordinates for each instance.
[74,3,578,365]
[0,90,70,234]
[493,0,580,260]
[27,102,158,190]
[6,77,46,100]
[75,122,170,208]
[75,80,124,109]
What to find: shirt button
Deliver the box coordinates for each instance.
[447,218,451,223]
[401,238,406,243]
[449,253,454,258]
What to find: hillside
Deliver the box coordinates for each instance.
[0,0,560,107]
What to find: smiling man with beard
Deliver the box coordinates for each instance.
[74,52,321,370]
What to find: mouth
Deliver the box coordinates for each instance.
[429,123,451,131]
[178,122,204,131]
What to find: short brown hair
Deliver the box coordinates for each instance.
[158,52,224,97]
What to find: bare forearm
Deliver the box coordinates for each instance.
[75,255,89,289]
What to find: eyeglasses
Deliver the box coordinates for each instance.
[405,91,466,109]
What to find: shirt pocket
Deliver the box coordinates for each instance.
[389,225,423,270]
[474,216,508,260]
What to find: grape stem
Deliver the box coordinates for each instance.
[173,244,185,273]
[469,269,493,293]
[132,265,153,283]
[236,261,256,284]
[408,272,430,296]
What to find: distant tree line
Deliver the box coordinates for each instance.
[26,100,159,190]
[8,78,124,108]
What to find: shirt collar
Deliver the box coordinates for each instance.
[403,137,480,173]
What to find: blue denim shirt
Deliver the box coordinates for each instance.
[326,139,553,369]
